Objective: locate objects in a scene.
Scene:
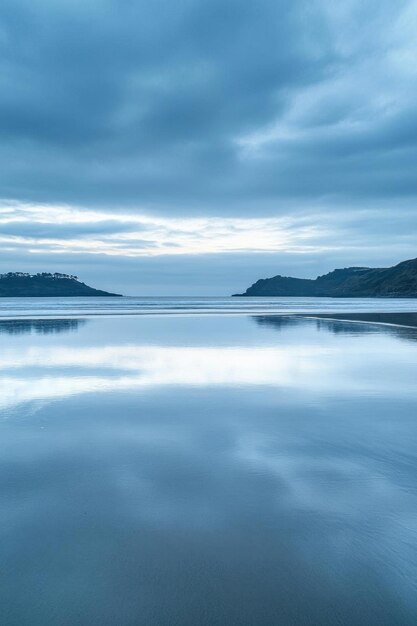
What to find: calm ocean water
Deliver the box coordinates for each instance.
[1,295,417,317]
[2,310,417,624]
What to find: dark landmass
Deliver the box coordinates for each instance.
[234,257,417,297]
[0,272,121,297]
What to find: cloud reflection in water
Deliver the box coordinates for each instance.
[1,315,417,625]
[2,317,417,410]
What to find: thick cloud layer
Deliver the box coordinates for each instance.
[0,0,416,292]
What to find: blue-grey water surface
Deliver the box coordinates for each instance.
[1,312,417,625]
[2,295,417,318]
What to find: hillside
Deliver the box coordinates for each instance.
[235,258,417,297]
[0,273,121,297]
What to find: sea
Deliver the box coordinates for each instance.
[1,296,417,625]
[1,295,417,317]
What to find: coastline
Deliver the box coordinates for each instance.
[299,312,417,328]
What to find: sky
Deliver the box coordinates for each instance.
[1,0,417,295]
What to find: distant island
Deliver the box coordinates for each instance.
[0,273,122,297]
[234,257,417,297]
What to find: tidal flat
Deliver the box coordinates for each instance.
[1,313,417,625]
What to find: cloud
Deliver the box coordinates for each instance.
[0,0,415,214]
[0,1,416,292]
[1,199,417,295]
[0,201,337,257]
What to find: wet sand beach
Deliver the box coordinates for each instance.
[302,312,417,328]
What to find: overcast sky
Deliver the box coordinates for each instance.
[1,0,416,294]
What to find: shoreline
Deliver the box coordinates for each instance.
[0,310,417,328]
[298,312,417,329]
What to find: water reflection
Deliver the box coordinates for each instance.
[2,335,417,411]
[1,315,417,625]
[0,317,86,335]
[255,313,417,343]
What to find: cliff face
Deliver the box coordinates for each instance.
[235,258,417,297]
[0,273,121,297]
